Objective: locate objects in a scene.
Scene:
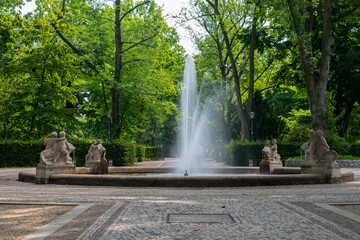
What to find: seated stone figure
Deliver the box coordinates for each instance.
[40,131,75,166]
[271,139,281,162]
[262,139,281,162]
[301,131,316,164]
[310,130,338,163]
[262,140,272,162]
[40,132,58,165]
[97,139,106,162]
[85,140,99,162]
[85,139,106,166]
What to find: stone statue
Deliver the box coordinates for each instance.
[271,139,281,162]
[40,132,58,165]
[39,131,75,166]
[262,140,272,162]
[262,139,281,162]
[310,130,337,163]
[301,131,316,164]
[260,139,282,174]
[85,140,99,162]
[85,139,107,167]
[97,139,106,162]
[301,130,340,182]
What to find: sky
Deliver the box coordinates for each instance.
[21,0,197,55]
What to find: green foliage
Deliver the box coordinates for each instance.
[1,0,360,152]
[0,140,43,167]
[223,141,302,166]
[103,141,136,166]
[326,132,350,155]
[224,142,263,166]
[0,0,185,145]
[280,109,312,143]
[329,4,360,139]
[145,146,164,160]
[252,91,286,140]
[210,144,225,162]
[350,144,360,157]
[136,145,146,162]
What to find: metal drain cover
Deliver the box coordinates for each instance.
[168,214,235,223]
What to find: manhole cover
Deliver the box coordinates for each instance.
[167,214,235,223]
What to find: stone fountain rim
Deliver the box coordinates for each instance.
[18,167,355,187]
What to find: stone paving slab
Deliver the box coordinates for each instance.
[0,204,74,240]
[1,166,360,239]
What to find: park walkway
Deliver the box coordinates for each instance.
[0,159,360,240]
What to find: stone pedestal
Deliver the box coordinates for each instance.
[259,161,283,174]
[301,160,316,174]
[311,161,341,183]
[36,163,75,184]
[85,161,108,174]
[300,164,312,174]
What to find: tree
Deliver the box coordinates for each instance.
[0,0,185,142]
[43,0,184,140]
[0,12,81,139]
[329,1,360,138]
[286,0,360,134]
[186,0,281,141]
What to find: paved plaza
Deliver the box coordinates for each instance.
[1,161,360,240]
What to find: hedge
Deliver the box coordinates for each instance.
[136,145,146,162]
[222,142,302,166]
[145,146,164,160]
[349,143,360,157]
[0,140,137,167]
[0,140,44,167]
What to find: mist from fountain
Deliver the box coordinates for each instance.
[179,56,211,176]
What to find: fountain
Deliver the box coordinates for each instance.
[17,58,355,187]
[180,56,203,176]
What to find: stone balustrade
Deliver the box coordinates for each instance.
[285,159,360,168]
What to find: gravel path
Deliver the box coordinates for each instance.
[0,162,360,239]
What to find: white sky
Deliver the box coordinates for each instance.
[21,0,197,55]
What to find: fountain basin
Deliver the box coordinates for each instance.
[18,167,355,187]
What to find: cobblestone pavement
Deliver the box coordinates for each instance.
[1,164,360,240]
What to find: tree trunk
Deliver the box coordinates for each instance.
[247,0,259,134]
[337,103,354,138]
[113,0,122,132]
[287,0,332,134]
[217,34,231,144]
[207,0,250,140]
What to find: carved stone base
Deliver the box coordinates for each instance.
[259,161,283,174]
[36,163,75,184]
[300,164,313,174]
[311,161,341,183]
[85,161,108,174]
[85,161,100,168]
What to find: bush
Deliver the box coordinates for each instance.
[326,132,350,155]
[136,145,146,162]
[145,146,164,160]
[211,144,225,162]
[280,109,312,143]
[223,141,302,166]
[278,143,303,159]
[0,140,43,167]
[224,142,263,166]
[0,140,137,167]
[103,141,136,166]
[349,143,360,157]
